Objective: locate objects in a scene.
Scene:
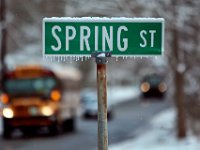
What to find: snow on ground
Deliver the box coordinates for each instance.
[109,108,200,150]
[108,86,139,106]
[81,85,140,106]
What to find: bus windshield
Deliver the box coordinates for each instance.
[5,77,57,97]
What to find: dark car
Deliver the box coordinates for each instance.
[140,74,167,99]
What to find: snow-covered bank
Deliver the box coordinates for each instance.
[109,108,200,150]
[108,86,140,106]
[81,85,140,106]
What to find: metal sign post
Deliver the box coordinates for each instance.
[92,52,111,150]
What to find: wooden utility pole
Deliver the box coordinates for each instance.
[0,0,7,89]
[92,52,111,150]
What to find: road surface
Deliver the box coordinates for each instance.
[0,97,171,150]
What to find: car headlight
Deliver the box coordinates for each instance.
[3,108,14,118]
[41,106,54,116]
[140,82,150,93]
[158,82,167,93]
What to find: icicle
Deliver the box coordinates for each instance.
[116,56,118,62]
[70,56,72,63]
[67,56,69,62]
[76,56,79,61]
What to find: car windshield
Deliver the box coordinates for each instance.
[5,77,57,97]
[148,77,162,84]
[143,75,163,85]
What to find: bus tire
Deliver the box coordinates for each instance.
[49,123,58,136]
[62,118,75,133]
[2,119,12,139]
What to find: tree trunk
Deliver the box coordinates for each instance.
[171,0,187,137]
[0,0,7,90]
[174,70,186,138]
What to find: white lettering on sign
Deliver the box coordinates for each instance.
[140,30,156,48]
[95,26,98,51]
[51,25,62,51]
[51,25,129,52]
[102,26,113,51]
[80,26,91,51]
[117,26,128,52]
[149,30,156,47]
[66,26,76,51]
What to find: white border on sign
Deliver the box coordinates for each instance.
[42,17,165,58]
[43,17,164,23]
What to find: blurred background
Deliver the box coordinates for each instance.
[0,0,200,150]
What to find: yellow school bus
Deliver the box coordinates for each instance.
[0,65,80,138]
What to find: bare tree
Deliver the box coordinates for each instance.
[0,0,7,89]
[6,0,66,53]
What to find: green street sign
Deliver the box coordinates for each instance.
[43,18,164,57]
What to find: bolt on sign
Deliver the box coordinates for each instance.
[43,17,164,57]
